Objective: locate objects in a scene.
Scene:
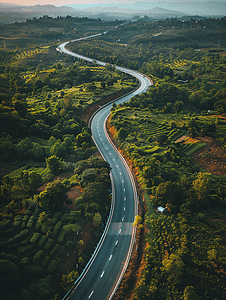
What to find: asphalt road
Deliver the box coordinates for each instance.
[59,27,152,300]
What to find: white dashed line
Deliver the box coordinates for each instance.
[122,217,124,221]
[124,197,126,201]
[115,240,118,245]
[124,207,126,211]
[88,291,94,298]
[122,180,124,183]
[119,172,121,175]
[124,188,125,192]
[109,255,112,260]
[119,229,121,234]
[100,271,105,278]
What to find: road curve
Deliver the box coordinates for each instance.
[59,27,153,300]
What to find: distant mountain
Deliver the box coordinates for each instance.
[0,2,225,24]
[67,2,226,16]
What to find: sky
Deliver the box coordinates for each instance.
[1,0,226,6]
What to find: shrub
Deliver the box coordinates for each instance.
[27,215,36,229]
[38,235,47,247]
[14,221,21,228]
[51,218,58,225]
[22,215,29,222]
[66,240,74,250]
[50,244,60,256]
[44,238,53,251]
[60,213,69,223]
[14,229,29,242]
[53,212,62,219]
[35,223,41,231]
[6,242,19,251]
[47,260,57,273]
[0,253,19,263]
[5,228,14,235]
[52,221,62,239]
[30,233,40,244]
[20,257,29,266]
[21,222,26,229]
[21,236,30,246]
[14,215,21,221]
[41,255,50,267]
[57,228,66,244]
[27,221,33,228]
[18,244,34,253]
[33,250,44,264]
[24,265,44,276]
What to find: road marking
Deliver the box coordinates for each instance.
[100,271,105,278]
[124,188,125,192]
[116,165,118,168]
[122,217,124,221]
[88,291,94,298]
[113,158,115,161]
[122,180,124,183]
[124,207,126,211]
[119,229,121,234]
[119,172,121,175]
[109,153,111,155]
[109,255,112,260]
[115,240,118,245]
[124,197,126,201]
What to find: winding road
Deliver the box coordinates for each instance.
[59,24,152,300]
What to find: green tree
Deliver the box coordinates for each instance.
[101,81,106,89]
[0,259,20,295]
[35,180,67,211]
[162,253,184,283]
[37,212,51,233]
[133,215,142,227]
[118,127,127,139]
[183,286,199,300]
[193,172,211,200]
[27,275,55,300]
[93,212,102,227]
[46,155,62,175]
[61,270,79,292]
[12,93,27,116]
[173,100,184,115]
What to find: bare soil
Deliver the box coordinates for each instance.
[192,136,226,175]
[37,172,73,192]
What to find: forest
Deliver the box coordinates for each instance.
[0,15,226,300]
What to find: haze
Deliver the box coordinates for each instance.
[1,0,226,6]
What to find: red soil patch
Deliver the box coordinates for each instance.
[192,136,226,175]
[17,208,26,214]
[175,135,187,143]
[65,185,83,210]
